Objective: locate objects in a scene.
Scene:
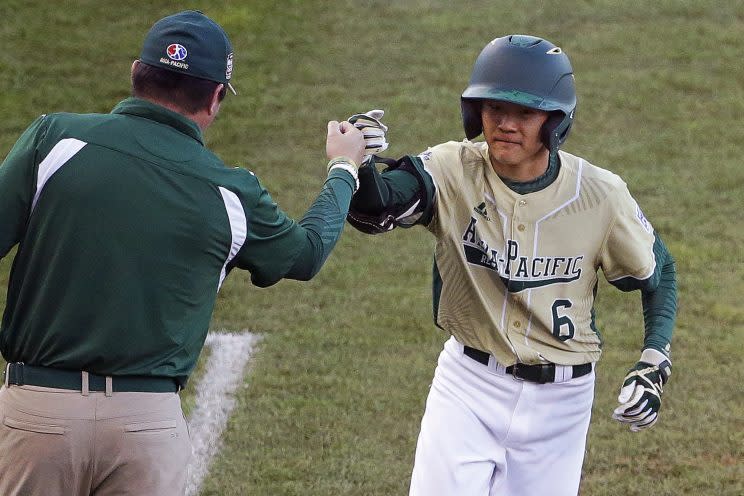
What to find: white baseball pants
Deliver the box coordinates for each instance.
[409,336,595,496]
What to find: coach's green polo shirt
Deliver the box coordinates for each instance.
[0,98,355,385]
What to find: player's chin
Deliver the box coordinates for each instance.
[488,148,522,166]
[488,139,521,154]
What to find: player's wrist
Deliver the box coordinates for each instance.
[327,156,359,191]
[639,348,670,367]
[639,348,671,384]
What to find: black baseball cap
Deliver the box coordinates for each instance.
[139,10,236,95]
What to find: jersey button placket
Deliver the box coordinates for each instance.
[508,197,531,346]
[515,199,528,233]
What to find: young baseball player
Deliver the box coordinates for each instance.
[346,35,677,495]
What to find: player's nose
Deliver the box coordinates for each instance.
[496,114,518,131]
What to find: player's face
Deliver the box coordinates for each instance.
[481,100,550,181]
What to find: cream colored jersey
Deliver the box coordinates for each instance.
[420,141,657,366]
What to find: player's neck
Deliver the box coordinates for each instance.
[489,148,550,182]
[499,152,560,194]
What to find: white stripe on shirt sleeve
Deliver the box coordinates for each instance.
[32,138,87,211]
[217,187,247,291]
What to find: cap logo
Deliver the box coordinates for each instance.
[226,52,234,80]
[166,43,188,61]
[546,47,563,55]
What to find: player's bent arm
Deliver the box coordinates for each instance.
[347,155,435,234]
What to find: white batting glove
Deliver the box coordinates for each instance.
[348,109,389,164]
[612,349,672,432]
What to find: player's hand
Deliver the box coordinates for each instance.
[612,349,672,432]
[348,109,388,164]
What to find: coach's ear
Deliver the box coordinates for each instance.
[208,84,224,116]
[131,60,140,83]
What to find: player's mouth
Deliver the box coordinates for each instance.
[493,137,521,145]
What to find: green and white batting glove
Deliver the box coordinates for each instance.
[348,109,389,164]
[612,349,672,432]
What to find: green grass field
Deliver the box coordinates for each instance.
[1,1,742,494]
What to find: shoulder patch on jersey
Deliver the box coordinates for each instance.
[635,202,653,234]
[418,149,433,161]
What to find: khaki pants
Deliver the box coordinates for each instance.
[0,384,192,496]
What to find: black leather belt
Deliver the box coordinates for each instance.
[4,363,179,393]
[463,346,592,384]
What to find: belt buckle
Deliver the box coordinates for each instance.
[510,363,554,384]
[11,362,25,386]
[509,363,526,382]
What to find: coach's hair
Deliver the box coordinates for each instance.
[132,62,227,114]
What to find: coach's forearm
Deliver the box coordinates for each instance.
[284,170,355,281]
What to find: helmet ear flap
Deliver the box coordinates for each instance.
[540,110,574,153]
[461,99,483,140]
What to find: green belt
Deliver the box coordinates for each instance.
[4,363,179,393]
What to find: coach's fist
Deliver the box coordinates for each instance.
[326,120,364,166]
[326,121,364,190]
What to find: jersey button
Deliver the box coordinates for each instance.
[517,224,526,232]
[513,320,522,328]
[518,200,527,206]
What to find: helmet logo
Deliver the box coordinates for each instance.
[547,47,563,55]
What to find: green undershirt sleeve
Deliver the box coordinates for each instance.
[640,233,677,355]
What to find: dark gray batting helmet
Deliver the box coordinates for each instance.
[461,35,576,153]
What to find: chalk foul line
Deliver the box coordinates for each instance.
[184,331,259,496]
